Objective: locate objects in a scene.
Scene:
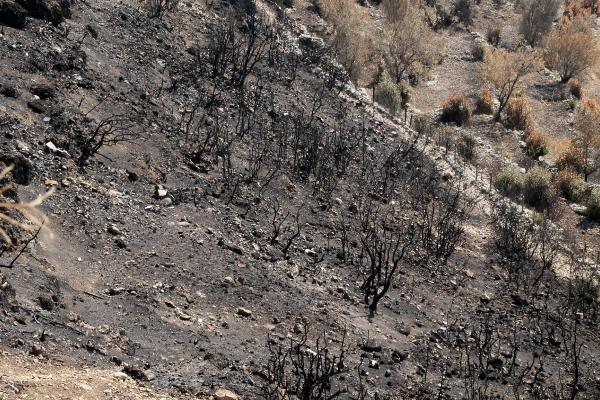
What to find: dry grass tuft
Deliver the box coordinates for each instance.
[0,166,53,244]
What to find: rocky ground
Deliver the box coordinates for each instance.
[0,0,599,399]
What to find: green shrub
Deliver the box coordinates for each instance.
[440,94,471,126]
[523,166,552,207]
[374,72,403,115]
[555,168,587,202]
[495,166,525,199]
[588,187,600,220]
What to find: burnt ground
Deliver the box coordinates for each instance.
[0,0,599,399]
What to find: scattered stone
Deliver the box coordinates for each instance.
[304,248,317,257]
[223,276,236,286]
[571,203,587,216]
[115,238,128,249]
[107,224,122,236]
[361,342,382,353]
[176,309,192,320]
[464,269,475,279]
[392,350,409,363]
[369,359,380,369]
[213,388,239,400]
[30,344,45,356]
[108,286,125,296]
[236,307,252,317]
[44,141,70,157]
[154,185,168,199]
[293,322,304,334]
[122,365,154,381]
[220,240,244,255]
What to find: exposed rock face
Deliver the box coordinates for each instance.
[213,389,239,400]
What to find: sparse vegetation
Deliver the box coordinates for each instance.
[4,0,600,398]
[139,0,179,18]
[458,132,477,160]
[486,23,502,46]
[453,0,474,26]
[557,139,586,173]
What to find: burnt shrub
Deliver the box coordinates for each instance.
[458,133,477,160]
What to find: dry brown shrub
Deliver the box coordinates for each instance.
[504,96,534,131]
[544,17,600,82]
[519,0,561,47]
[480,48,539,121]
[440,93,471,126]
[556,139,586,173]
[525,129,549,158]
[315,0,375,83]
[563,0,600,20]
[381,2,444,84]
[574,98,600,180]
[554,168,587,202]
[568,78,584,99]
[475,89,494,114]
